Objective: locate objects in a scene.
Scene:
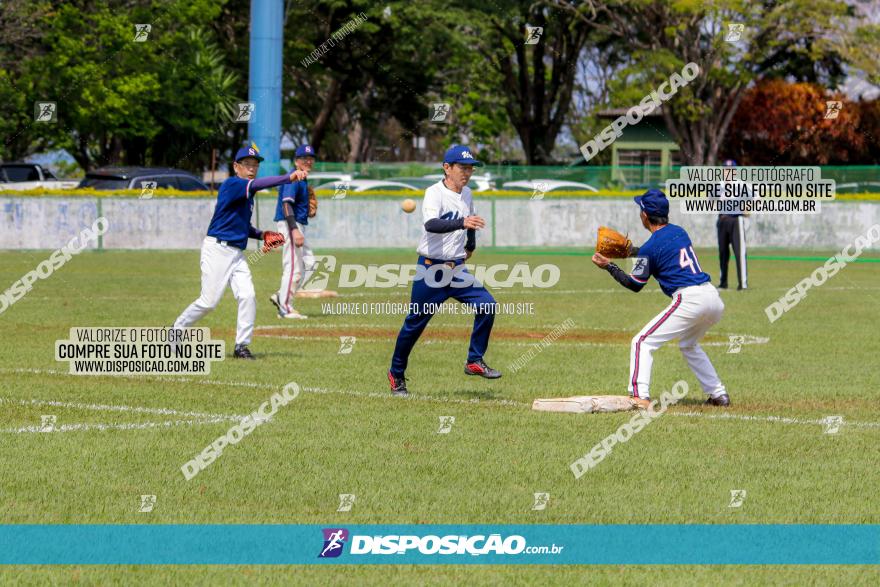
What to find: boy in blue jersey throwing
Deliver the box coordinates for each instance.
[270,144,317,319]
[591,189,731,406]
[173,143,307,359]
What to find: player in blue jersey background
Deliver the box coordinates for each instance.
[270,144,318,319]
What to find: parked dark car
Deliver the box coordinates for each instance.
[77,167,209,191]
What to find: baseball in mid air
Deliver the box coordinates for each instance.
[401,198,416,213]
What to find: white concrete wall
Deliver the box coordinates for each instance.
[0,198,102,250]
[1,196,878,250]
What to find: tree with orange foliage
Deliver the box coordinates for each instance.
[722,80,865,165]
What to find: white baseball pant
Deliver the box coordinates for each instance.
[629,282,727,399]
[275,221,315,313]
[174,237,256,346]
[737,216,748,289]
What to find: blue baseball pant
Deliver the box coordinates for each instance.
[390,257,496,377]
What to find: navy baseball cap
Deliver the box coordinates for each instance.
[295,144,317,159]
[234,143,264,163]
[634,188,669,217]
[443,145,483,167]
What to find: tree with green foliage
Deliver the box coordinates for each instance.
[0,0,53,162]
[2,0,242,171]
[282,1,457,162]
[449,0,596,164]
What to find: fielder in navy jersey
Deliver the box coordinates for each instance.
[592,189,731,406]
[387,145,501,397]
[173,143,307,359]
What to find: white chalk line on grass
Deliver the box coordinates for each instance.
[257,332,769,349]
[258,323,639,330]
[262,335,768,349]
[1,417,236,434]
[0,368,521,409]
[278,285,880,297]
[299,289,651,296]
[1,368,878,430]
[0,392,245,434]
[670,411,880,428]
[16,286,879,306]
[255,325,770,347]
[256,324,766,337]
[0,396,245,420]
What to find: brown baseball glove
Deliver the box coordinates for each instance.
[261,230,285,253]
[596,226,632,258]
[308,185,317,217]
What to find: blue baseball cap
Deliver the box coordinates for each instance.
[234,143,264,163]
[295,144,317,159]
[723,159,737,166]
[633,188,669,217]
[443,145,483,167]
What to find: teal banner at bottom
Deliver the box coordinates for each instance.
[0,525,877,565]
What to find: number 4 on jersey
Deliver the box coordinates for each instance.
[679,246,703,274]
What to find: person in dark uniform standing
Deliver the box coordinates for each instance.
[717,159,748,290]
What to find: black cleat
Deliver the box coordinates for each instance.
[388,371,409,397]
[464,360,502,379]
[233,345,255,360]
[706,393,730,407]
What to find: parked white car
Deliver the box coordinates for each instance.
[307,172,355,183]
[313,179,421,192]
[0,180,79,191]
[502,180,598,192]
[835,182,880,194]
[422,174,494,192]
[0,163,78,190]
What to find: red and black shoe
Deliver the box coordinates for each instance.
[387,371,409,397]
[464,360,502,379]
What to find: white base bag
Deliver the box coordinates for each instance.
[531,395,650,413]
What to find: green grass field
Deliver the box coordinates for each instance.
[1,247,878,585]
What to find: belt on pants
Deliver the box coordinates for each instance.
[419,255,464,269]
[672,281,715,296]
[208,236,243,250]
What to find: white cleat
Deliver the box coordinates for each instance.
[279,309,308,320]
[269,293,284,313]
[270,293,307,319]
